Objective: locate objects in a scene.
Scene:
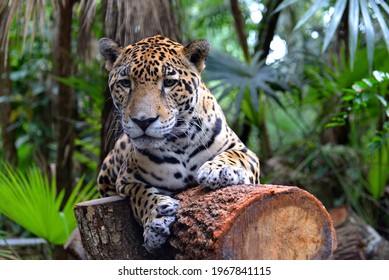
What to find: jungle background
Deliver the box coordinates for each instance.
[0,0,388,259]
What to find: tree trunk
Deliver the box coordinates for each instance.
[254,0,283,57]
[230,0,250,62]
[53,0,75,201]
[0,48,17,166]
[0,4,17,166]
[73,185,337,260]
[99,0,181,168]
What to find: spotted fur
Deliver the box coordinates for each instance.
[98,35,260,252]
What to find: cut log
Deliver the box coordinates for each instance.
[74,184,337,260]
[74,196,152,260]
[329,205,389,260]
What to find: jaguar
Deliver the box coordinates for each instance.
[97,35,260,253]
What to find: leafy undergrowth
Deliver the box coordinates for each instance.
[0,164,97,246]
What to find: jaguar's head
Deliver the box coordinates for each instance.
[99,35,210,149]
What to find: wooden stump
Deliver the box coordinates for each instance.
[74,184,337,260]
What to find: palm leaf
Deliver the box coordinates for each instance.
[322,0,348,52]
[294,0,328,30]
[0,164,97,245]
[235,84,247,112]
[205,50,287,113]
[276,0,389,70]
[0,0,97,61]
[380,0,389,14]
[273,0,300,14]
[360,0,375,70]
[348,0,360,69]
[370,0,389,52]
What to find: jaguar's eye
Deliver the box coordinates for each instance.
[163,78,178,88]
[118,79,131,88]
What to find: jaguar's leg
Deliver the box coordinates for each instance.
[117,170,179,253]
[197,148,260,189]
[97,134,133,197]
[97,149,120,197]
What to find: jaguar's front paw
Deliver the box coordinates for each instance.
[143,197,179,252]
[197,161,246,190]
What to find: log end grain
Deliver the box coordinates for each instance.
[170,185,337,260]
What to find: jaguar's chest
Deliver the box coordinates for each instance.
[129,147,203,192]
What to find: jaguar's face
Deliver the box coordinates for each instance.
[100,35,210,149]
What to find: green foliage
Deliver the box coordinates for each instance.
[205,50,288,118]
[54,59,104,179]
[303,47,389,134]
[367,139,389,199]
[327,70,389,199]
[180,0,252,58]
[0,164,97,245]
[276,0,389,69]
[1,0,389,249]
[329,70,389,128]
[0,35,55,170]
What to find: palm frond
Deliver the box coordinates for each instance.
[360,0,375,70]
[204,50,288,112]
[322,0,347,52]
[77,0,97,59]
[294,0,328,31]
[380,0,389,14]
[273,0,300,14]
[348,0,360,68]
[0,1,51,56]
[370,0,389,52]
[0,164,97,245]
[276,0,389,70]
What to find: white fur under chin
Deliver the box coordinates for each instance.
[129,135,167,150]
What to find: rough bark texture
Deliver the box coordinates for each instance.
[74,196,154,260]
[74,184,337,260]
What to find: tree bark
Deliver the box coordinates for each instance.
[230,0,250,62]
[53,0,75,202]
[73,185,337,260]
[74,196,155,260]
[0,48,17,166]
[254,0,283,57]
[99,0,181,168]
[0,5,17,166]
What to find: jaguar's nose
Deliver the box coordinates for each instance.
[131,116,159,132]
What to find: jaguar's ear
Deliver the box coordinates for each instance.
[184,39,211,73]
[99,38,122,71]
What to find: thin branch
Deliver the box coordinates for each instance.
[229,0,250,62]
